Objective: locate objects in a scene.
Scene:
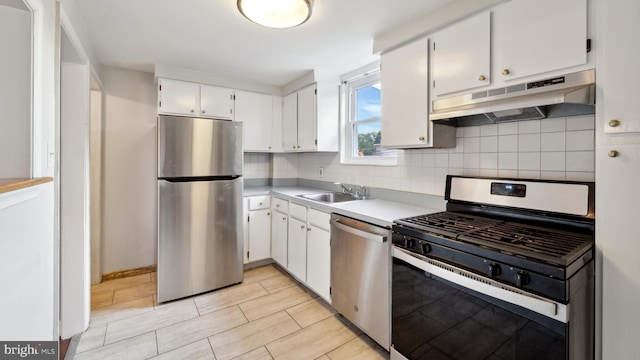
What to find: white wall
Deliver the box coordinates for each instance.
[0,183,55,340]
[0,5,31,178]
[102,67,157,274]
[275,115,596,195]
[59,60,91,339]
[90,90,102,284]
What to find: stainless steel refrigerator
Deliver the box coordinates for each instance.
[157,115,243,302]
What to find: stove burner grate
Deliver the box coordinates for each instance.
[395,211,594,266]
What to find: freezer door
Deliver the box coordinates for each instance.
[158,115,243,178]
[157,177,243,302]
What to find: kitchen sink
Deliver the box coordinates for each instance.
[298,192,361,203]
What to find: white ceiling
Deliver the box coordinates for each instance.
[74,0,450,87]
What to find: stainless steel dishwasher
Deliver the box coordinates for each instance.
[330,213,390,350]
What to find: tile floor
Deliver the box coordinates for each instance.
[67,264,388,360]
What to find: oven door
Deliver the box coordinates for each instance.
[392,246,568,360]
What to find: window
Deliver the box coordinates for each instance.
[341,69,397,165]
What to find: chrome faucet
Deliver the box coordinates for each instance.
[334,182,352,195]
[334,182,368,200]
[354,185,368,199]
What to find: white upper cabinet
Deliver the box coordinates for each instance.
[432,11,491,96]
[281,83,339,153]
[430,0,589,97]
[599,0,640,134]
[235,90,273,151]
[200,85,234,120]
[158,79,234,120]
[495,0,587,82]
[381,37,456,148]
[158,79,199,116]
[271,96,284,152]
[297,84,318,151]
[282,92,298,151]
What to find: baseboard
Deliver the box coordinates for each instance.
[101,264,157,282]
[243,258,275,271]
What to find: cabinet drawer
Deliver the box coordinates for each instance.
[248,195,271,210]
[308,209,330,231]
[272,197,288,213]
[289,202,307,221]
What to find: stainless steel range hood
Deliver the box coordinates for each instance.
[430,69,595,127]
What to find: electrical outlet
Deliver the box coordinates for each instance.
[319,167,324,178]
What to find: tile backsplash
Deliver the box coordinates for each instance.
[243,153,272,179]
[249,115,595,197]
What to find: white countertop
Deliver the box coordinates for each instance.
[245,185,442,227]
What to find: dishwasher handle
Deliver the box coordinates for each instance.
[331,219,387,243]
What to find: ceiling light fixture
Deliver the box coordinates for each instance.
[237,0,314,29]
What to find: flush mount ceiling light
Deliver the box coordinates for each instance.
[237,0,314,29]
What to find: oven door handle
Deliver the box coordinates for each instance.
[331,219,387,243]
[393,247,567,323]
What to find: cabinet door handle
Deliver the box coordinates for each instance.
[301,225,305,229]
[307,227,311,232]
[201,109,206,114]
[608,150,619,158]
[609,119,620,127]
[419,136,425,141]
[190,109,195,113]
[283,217,287,220]
[502,69,511,75]
[478,75,486,81]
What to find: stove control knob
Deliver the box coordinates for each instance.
[405,238,416,249]
[420,243,432,255]
[515,271,530,287]
[487,263,501,277]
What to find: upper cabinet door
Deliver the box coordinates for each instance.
[496,0,587,81]
[158,79,199,116]
[297,84,317,152]
[432,11,491,96]
[282,92,298,151]
[271,96,284,152]
[235,90,273,151]
[200,85,234,120]
[600,0,640,134]
[381,37,430,148]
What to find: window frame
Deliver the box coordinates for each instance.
[340,68,397,166]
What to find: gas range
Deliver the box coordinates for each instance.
[390,175,595,360]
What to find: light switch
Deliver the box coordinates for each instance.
[47,142,55,168]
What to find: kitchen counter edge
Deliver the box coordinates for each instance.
[245,185,442,228]
[0,177,54,195]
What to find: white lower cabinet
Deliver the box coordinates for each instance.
[244,196,271,263]
[306,225,330,301]
[271,208,288,267]
[278,201,331,303]
[287,216,307,281]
